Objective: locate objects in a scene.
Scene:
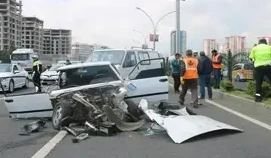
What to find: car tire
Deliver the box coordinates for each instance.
[52,100,72,130]
[8,80,14,93]
[23,78,29,88]
[125,99,144,119]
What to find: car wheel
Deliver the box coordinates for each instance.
[23,78,29,88]
[236,75,240,82]
[52,100,72,130]
[8,80,14,93]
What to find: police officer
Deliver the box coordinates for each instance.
[179,49,200,108]
[249,39,271,102]
[211,49,222,89]
[32,56,42,92]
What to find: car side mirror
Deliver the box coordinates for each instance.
[13,70,19,74]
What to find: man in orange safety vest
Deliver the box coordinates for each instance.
[179,49,201,108]
[211,49,222,89]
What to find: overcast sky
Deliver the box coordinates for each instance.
[22,0,271,55]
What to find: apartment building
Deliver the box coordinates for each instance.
[71,42,93,60]
[21,17,44,54]
[203,39,218,56]
[224,36,246,54]
[0,0,22,50]
[43,29,72,55]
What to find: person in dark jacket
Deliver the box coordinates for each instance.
[198,51,213,99]
[171,53,181,93]
[32,56,43,92]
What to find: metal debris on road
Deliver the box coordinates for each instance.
[19,120,46,136]
[139,99,244,144]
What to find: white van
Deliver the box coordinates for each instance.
[85,48,163,79]
[10,49,38,73]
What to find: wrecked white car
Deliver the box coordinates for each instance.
[2,58,169,126]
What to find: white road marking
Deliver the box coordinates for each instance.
[169,84,271,131]
[31,130,68,158]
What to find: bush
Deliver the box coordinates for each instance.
[245,81,271,98]
[220,80,234,91]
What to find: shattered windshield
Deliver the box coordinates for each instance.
[0,64,11,72]
[58,65,120,88]
[85,50,125,64]
[11,54,30,61]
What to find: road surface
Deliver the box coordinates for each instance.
[0,84,271,158]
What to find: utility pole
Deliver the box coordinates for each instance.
[176,0,181,54]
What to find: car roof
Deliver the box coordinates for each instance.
[57,61,111,71]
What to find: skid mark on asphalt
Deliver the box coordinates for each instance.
[169,84,271,132]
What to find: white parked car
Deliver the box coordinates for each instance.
[41,64,64,85]
[0,63,29,92]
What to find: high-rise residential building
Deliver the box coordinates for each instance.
[0,0,22,50]
[257,37,271,45]
[170,30,187,55]
[43,29,72,55]
[224,36,246,54]
[71,43,93,60]
[203,39,218,56]
[21,17,44,54]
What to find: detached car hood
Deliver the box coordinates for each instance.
[49,80,123,99]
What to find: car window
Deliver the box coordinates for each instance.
[138,51,150,65]
[244,64,253,70]
[233,65,242,70]
[16,65,23,71]
[0,64,11,72]
[13,65,18,71]
[59,65,119,88]
[123,51,137,68]
[148,52,159,58]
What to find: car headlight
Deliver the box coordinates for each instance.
[1,79,7,82]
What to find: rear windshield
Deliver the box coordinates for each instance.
[85,50,125,64]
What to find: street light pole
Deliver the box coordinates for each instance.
[136,7,175,50]
[176,0,185,54]
[133,29,148,45]
[176,0,181,54]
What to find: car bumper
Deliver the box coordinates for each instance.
[0,79,10,92]
[41,79,58,85]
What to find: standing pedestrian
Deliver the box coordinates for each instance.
[198,51,213,100]
[179,50,200,108]
[32,56,42,92]
[249,39,271,102]
[171,53,181,93]
[211,49,222,89]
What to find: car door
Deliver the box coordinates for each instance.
[16,64,27,85]
[11,65,21,88]
[124,58,168,105]
[119,51,137,79]
[3,92,53,119]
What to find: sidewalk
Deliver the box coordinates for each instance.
[168,76,271,127]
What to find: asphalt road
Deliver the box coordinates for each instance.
[0,84,271,158]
